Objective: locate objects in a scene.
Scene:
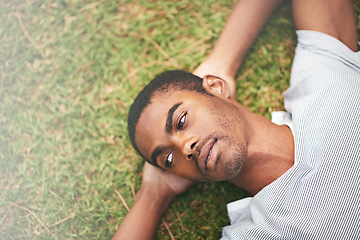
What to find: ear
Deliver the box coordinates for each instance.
[202,75,231,99]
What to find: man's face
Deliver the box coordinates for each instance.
[135,89,247,182]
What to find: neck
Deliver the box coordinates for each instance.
[230,107,294,196]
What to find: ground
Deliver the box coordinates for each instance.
[1,0,359,239]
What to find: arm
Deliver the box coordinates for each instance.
[194,0,285,98]
[292,0,358,52]
[111,185,172,240]
[112,162,195,240]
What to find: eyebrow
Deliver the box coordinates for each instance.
[165,102,182,134]
[151,146,164,167]
[150,102,182,167]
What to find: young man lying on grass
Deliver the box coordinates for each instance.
[113,0,360,239]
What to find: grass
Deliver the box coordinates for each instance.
[1,0,359,239]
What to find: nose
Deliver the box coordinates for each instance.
[181,136,199,160]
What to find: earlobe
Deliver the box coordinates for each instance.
[202,75,231,98]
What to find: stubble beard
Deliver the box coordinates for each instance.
[210,97,246,179]
[193,97,247,181]
[218,135,246,180]
[193,133,246,182]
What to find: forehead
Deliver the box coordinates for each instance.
[134,90,205,159]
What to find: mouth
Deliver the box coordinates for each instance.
[199,138,219,171]
[205,140,216,170]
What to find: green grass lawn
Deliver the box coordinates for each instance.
[1,0,359,239]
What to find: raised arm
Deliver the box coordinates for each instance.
[193,0,285,98]
[112,162,195,240]
[292,0,358,52]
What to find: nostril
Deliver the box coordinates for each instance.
[191,142,196,150]
[187,154,192,159]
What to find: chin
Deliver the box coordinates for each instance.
[222,157,244,180]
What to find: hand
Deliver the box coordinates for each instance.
[112,162,194,240]
[141,162,196,198]
[193,62,236,98]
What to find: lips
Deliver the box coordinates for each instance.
[205,148,212,169]
[199,138,219,171]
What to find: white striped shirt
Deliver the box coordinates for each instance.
[221,31,360,239]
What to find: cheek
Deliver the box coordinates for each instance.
[171,164,199,180]
[217,104,242,133]
[208,109,236,132]
[170,153,202,179]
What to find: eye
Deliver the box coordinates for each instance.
[177,112,187,129]
[164,151,174,168]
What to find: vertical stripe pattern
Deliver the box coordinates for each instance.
[221,31,360,239]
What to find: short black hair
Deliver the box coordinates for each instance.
[127,70,211,165]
